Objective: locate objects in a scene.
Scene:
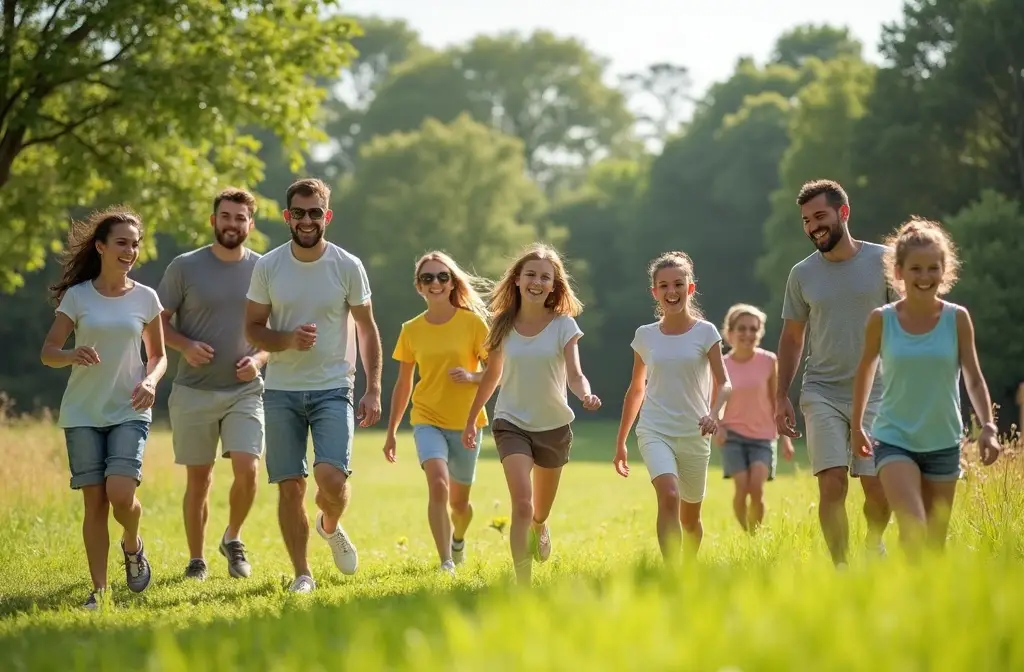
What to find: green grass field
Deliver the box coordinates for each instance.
[2,417,1023,670]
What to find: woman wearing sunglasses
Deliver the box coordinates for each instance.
[383,251,493,575]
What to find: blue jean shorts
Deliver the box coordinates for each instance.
[413,424,482,486]
[64,420,150,490]
[873,441,962,481]
[721,430,776,481]
[264,387,354,484]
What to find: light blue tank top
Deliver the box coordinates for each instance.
[871,302,963,452]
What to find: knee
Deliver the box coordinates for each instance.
[427,476,449,504]
[278,478,306,505]
[313,464,348,499]
[105,479,137,512]
[232,458,259,490]
[511,497,533,522]
[186,467,214,495]
[818,469,849,502]
[657,486,681,513]
[748,482,765,503]
[83,487,109,517]
[450,497,472,516]
[681,516,702,534]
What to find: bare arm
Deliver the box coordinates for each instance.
[351,301,382,395]
[769,357,794,449]
[40,313,80,368]
[386,361,416,438]
[851,309,883,431]
[563,335,594,402]
[465,347,504,430]
[159,309,194,353]
[775,319,806,401]
[956,308,996,430]
[244,300,293,352]
[707,341,732,419]
[615,351,647,448]
[141,315,168,386]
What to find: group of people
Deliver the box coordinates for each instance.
[40,176,1003,609]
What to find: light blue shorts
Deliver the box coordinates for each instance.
[413,424,481,485]
[874,441,962,482]
[264,387,354,484]
[64,420,150,489]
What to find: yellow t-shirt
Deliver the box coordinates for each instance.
[393,308,490,430]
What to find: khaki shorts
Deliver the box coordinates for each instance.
[637,430,711,503]
[799,389,878,477]
[492,418,572,469]
[168,379,265,466]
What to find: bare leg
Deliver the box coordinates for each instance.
[277,478,311,578]
[679,500,704,558]
[423,458,453,564]
[106,475,142,553]
[731,470,750,532]
[877,461,927,559]
[922,478,957,551]
[651,474,682,562]
[449,481,474,543]
[81,485,110,591]
[747,462,770,533]
[501,454,535,585]
[313,463,350,533]
[183,465,214,559]
[816,467,850,566]
[226,453,259,540]
[860,474,891,550]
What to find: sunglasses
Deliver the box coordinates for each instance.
[288,207,326,221]
[418,271,451,285]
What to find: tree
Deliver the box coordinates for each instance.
[0,0,359,291]
[944,191,1024,431]
[770,24,863,68]
[619,62,693,147]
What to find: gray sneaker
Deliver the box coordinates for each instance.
[184,558,208,581]
[219,538,252,578]
[82,590,104,610]
[121,537,152,593]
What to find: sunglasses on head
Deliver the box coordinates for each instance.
[288,207,326,221]
[418,271,451,285]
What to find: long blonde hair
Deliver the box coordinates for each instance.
[881,216,961,296]
[484,243,583,353]
[647,251,705,320]
[415,251,492,323]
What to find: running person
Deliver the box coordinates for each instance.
[716,303,794,534]
[384,251,492,575]
[245,178,383,593]
[776,179,896,568]
[41,207,166,609]
[157,187,266,581]
[461,244,601,586]
[851,217,1000,556]
[614,252,731,562]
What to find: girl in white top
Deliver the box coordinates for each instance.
[40,207,167,610]
[614,251,731,562]
[463,243,601,585]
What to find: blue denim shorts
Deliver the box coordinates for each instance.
[874,441,962,481]
[413,424,482,485]
[64,420,150,490]
[721,430,776,481]
[263,387,354,484]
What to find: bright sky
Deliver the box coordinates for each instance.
[337,0,905,96]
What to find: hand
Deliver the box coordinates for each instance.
[462,423,479,450]
[852,427,874,458]
[781,436,795,461]
[713,425,728,447]
[448,367,476,384]
[290,323,317,351]
[613,445,630,478]
[183,340,215,367]
[978,424,1000,466]
[71,346,100,366]
[698,414,718,436]
[356,389,381,428]
[383,434,397,463]
[235,356,260,382]
[776,396,802,439]
[582,393,602,411]
[131,379,157,411]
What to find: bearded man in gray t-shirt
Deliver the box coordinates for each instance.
[775,179,898,568]
[157,187,267,582]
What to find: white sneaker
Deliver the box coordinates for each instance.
[440,559,456,576]
[289,575,316,593]
[316,511,359,575]
[451,538,466,566]
[531,524,552,563]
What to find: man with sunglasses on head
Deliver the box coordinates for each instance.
[245,177,383,593]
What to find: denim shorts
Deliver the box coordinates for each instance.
[264,387,354,484]
[721,430,776,481]
[64,420,150,490]
[413,424,482,486]
[874,441,962,481]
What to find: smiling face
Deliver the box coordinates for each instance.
[728,313,762,351]
[96,221,141,274]
[284,192,332,249]
[416,259,453,305]
[895,243,944,299]
[651,265,694,316]
[212,199,253,250]
[800,193,848,253]
[515,259,556,307]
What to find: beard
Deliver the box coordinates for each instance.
[215,227,248,250]
[808,223,844,253]
[291,224,325,248]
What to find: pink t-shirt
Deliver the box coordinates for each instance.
[721,348,777,441]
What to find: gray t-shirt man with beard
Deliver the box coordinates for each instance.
[156,188,266,583]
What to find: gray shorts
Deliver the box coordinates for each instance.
[799,390,878,477]
[721,431,776,481]
[168,379,265,466]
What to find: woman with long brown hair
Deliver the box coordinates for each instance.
[462,243,601,586]
[383,251,493,575]
[40,206,166,609]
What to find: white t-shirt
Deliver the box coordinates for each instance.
[246,242,372,391]
[632,319,722,438]
[56,281,163,428]
[493,314,583,432]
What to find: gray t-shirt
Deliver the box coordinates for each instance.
[157,246,262,390]
[782,241,900,403]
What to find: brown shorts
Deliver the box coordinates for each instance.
[492,418,573,469]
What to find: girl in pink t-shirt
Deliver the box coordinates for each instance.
[715,304,793,533]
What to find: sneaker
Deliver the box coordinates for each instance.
[440,559,456,576]
[219,537,252,578]
[121,537,152,593]
[288,575,316,593]
[184,558,208,581]
[451,538,466,566]
[315,511,358,575]
[529,524,552,563]
[83,590,104,610]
